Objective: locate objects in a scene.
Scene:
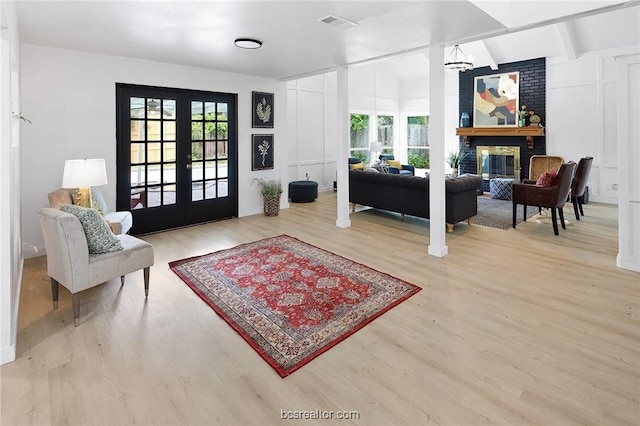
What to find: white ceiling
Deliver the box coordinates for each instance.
[14,1,640,82]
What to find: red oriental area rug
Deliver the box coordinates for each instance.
[169,235,421,377]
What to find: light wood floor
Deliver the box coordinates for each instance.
[2,193,639,425]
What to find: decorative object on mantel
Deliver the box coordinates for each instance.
[529,114,542,127]
[455,126,545,149]
[252,91,274,128]
[473,72,519,127]
[447,150,468,176]
[460,112,471,128]
[518,104,528,127]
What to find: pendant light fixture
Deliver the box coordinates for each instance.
[444,45,473,71]
[234,38,262,49]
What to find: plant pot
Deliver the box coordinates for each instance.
[263,192,282,216]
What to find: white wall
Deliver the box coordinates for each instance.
[547,46,640,204]
[1,0,23,365]
[286,73,337,190]
[20,44,288,256]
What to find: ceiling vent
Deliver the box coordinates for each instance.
[319,14,358,29]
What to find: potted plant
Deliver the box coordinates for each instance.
[447,150,468,176]
[252,178,282,216]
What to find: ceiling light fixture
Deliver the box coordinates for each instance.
[444,45,474,71]
[234,38,262,49]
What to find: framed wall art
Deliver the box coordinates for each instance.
[251,134,274,170]
[252,91,274,128]
[473,71,519,127]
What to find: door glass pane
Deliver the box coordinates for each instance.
[130,120,145,141]
[216,122,227,140]
[162,185,176,205]
[163,164,176,184]
[147,99,161,119]
[205,181,216,200]
[130,188,147,210]
[147,143,161,163]
[191,162,203,181]
[163,142,176,162]
[130,166,146,186]
[217,141,228,159]
[192,142,203,160]
[163,121,176,141]
[217,160,228,178]
[204,142,216,160]
[217,103,228,121]
[192,182,203,201]
[218,179,228,197]
[205,102,215,117]
[147,121,161,141]
[204,122,216,140]
[192,122,203,140]
[205,161,216,179]
[130,143,145,164]
[147,186,161,207]
[148,164,161,185]
[130,98,145,118]
[191,101,203,119]
[163,99,176,119]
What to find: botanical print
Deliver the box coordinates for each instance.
[252,91,274,128]
[252,134,274,170]
[473,72,519,127]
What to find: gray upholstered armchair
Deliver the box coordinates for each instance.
[38,207,154,326]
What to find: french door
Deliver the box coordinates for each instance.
[116,84,237,234]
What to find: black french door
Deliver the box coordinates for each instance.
[116,84,238,234]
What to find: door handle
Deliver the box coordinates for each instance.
[186,154,192,160]
[186,163,192,169]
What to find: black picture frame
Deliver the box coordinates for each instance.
[251,134,274,170]
[252,91,274,128]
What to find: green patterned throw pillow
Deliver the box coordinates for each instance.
[60,204,124,254]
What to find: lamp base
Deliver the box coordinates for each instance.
[73,187,93,209]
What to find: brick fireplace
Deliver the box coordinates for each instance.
[457,58,546,191]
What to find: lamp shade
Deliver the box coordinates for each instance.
[370,141,383,152]
[62,158,108,188]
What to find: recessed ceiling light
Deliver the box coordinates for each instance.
[234,38,262,49]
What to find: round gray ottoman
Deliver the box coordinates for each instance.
[288,180,318,203]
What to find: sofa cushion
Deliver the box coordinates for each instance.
[90,187,109,215]
[387,159,402,169]
[349,162,365,170]
[60,205,124,254]
[48,188,73,209]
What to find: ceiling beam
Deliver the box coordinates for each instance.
[556,22,578,61]
[480,40,499,70]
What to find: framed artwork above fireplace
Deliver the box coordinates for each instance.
[473,72,519,127]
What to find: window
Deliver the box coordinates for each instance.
[407,115,429,169]
[377,115,394,156]
[349,113,370,163]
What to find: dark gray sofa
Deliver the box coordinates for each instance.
[349,170,478,232]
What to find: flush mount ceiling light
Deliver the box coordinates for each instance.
[444,44,474,71]
[234,38,262,49]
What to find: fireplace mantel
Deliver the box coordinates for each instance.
[456,126,545,149]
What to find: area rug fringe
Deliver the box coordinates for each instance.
[169,235,421,377]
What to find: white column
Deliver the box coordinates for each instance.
[428,44,448,257]
[336,66,351,228]
[616,54,640,272]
